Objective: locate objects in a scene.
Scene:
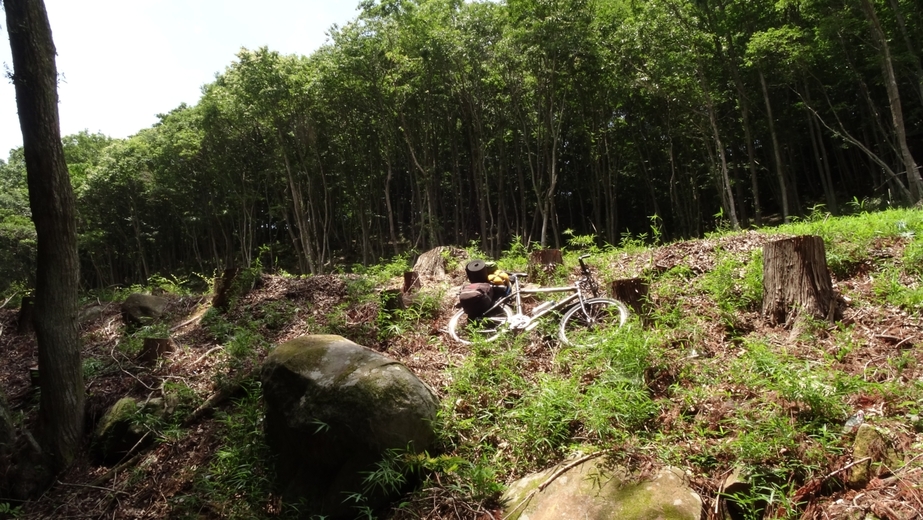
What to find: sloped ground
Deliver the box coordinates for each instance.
[1,225,922,519]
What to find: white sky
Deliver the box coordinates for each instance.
[0,0,361,159]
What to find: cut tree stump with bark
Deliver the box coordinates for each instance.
[136,338,174,366]
[762,235,838,326]
[610,278,649,318]
[529,249,563,284]
[211,267,241,311]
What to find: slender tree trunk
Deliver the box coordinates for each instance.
[759,68,790,221]
[860,0,923,202]
[698,66,739,229]
[5,0,85,473]
[278,137,316,274]
[886,0,923,107]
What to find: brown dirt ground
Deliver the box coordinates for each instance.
[1,231,922,519]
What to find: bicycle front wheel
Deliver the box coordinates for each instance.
[448,305,513,345]
[558,298,629,346]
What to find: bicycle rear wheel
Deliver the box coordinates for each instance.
[558,298,628,346]
[448,305,513,345]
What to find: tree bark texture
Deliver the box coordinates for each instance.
[5,0,86,472]
[610,278,649,318]
[762,236,836,326]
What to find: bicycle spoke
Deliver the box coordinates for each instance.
[448,306,513,344]
[559,299,628,346]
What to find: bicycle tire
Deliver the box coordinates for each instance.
[558,298,629,346]
[448,305,513,345]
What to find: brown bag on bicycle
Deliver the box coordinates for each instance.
[459,282,502,317]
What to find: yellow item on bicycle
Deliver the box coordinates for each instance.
[488,270,510,286]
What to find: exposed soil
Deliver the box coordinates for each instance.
[1,230,922,519]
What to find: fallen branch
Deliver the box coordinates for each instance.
[181,370,252,427]
[190,345,224,366]
[170,312,205,332]
[538,450,611,492]
[56,480,129,495]
[0,292,18,310]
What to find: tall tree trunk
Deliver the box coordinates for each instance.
[759,68,791,221]
[886,0,923,107]
[5,0,85,473]
[698,66,739,230]
[860,0,923,202]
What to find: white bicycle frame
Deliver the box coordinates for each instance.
[487,271,593,331]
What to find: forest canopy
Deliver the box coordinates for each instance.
[1,0,921,292]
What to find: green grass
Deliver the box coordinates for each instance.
[173,381,284,519]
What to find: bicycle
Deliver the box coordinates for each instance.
[447,254,629,346]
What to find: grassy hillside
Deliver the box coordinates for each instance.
[1,207,922,519]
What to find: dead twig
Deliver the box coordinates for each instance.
[56,480,129,495]
[190,345,224,366]
[0,292,18,310]
[823,457,872,481]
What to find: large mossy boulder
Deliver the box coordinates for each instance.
[502,457,701,520]
[120,293,168,327]
[261,335,439,519]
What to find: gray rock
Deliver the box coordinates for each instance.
[120,293,168,327]
[502,456,701,520]
[261,335,439,519]
[78,303,105,325]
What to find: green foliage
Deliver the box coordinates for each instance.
[82,357,108,379]
[874,267,923,312]
[146,274,195,296]
[0,501,22,517]
[378,287,444,340]
[253,299,298,331]
[201,307,236,343]
[118,324,170,357]
[442,325,655,474]
[781,208,923,278]
[226,326,264,360]
[701,249,763,313]
[0,223,36,299]
[733,340,850,422]
[178,381,277,519]
[503,235,531,270]
[903,239,923,278]
[562,228,601,253]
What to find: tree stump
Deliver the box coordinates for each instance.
[412,246,464,278]
[528,249,563,284]
[610,278,649,318]
[403,272,421,294]
[16,296,34,334]
[762,235,837,326]
[211,267,241,311]
[136,338,174,366]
